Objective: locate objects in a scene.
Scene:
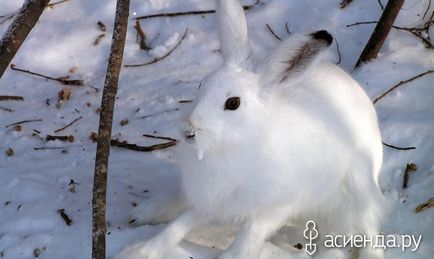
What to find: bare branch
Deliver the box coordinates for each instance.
[0,95,24,101]
[54,116,83,133]
[125,28,188,67]
[374,70,434,104]
[10,64,84,86]
[382,142,416,151]
[5,118,42,128]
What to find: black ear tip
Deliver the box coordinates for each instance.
[312,30,333,45]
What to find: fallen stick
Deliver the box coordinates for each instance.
[33,146,67,150]
[46,135,75,142]
[0,95,24,101]
[142,133,178,142]
[415,197,434,213]
[5,118,42,128]
[178,99,193,103]
[54,116,83,133]
[125,28,188,67]
[111,139,177,152]
[134,0,259,20]
[402,163,417,189]
[58,209,73,225]
[382,142,416,151]
[10,64,84,86]
[374,70,434,104]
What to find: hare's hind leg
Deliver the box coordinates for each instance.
[116,209,204,259]
[218,208,290,259]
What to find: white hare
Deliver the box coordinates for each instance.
[118,0,385,258]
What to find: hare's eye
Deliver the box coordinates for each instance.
[224,97,241,111]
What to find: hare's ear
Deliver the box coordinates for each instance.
[216,0,250,65]
[259,30,333,86]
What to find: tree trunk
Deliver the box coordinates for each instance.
[355,0,405,67]
[92,0,130,258]
[0,0,50,78]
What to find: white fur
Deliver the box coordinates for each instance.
[117,0,385,258]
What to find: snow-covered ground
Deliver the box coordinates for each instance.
[0,0,433,258]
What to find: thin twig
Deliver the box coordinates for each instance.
[110,139,177,152]
[47,0,71,8]
[374,70,434,104]
[137,108,179,119]
[415,197,434,213]
[346,21,434,49]
[402,163,417,189]
[335,38,342,65]
[285,22,291,35]
[423,0,431,19]
[346,21,378,27]
[382,142,416,150]
[0,12,16,25]
[179,99,193,103]
[134,0,259,20]
[0,96,24,101]
[5,119,42,128]
[54,116,83,133]
[34,146,68,150]
[125,28,188,67]
[10,64,84,86]
[266,24,282,41]
[0,106,13,112]
[377,0,384,10]
[134,20,151,51]
[142,133,178,142]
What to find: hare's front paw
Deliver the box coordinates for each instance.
[128,200,168,226]
[114,241,164,259]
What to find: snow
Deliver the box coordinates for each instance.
[0,0,433,258]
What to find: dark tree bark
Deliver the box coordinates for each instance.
[355,0,405,67]
[0,0,50,78]
[92,0,130,258]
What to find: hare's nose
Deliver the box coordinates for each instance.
[183,130,196,140]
